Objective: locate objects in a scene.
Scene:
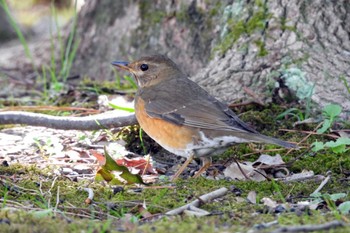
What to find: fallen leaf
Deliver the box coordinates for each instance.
[116,156,157,175]
[138,204,152,218]
[252,154,285,167]
[223,162,266,181]
[247,191,257,204]
[261,197,278,208]
[90,150,106,165]
[94,148,145,185]
[338,201,350,214]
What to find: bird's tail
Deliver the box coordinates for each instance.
[235,132,298,148]
[245,133,297,149]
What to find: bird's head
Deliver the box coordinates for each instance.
[111,54,183,88]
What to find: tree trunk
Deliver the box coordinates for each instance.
[191,0,350,116]
[2,0,350,117]
[0,7,16,42]
[71,0,220,79]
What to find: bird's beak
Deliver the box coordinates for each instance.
[111,61,131,71]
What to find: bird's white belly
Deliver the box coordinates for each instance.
[160,131,250,158]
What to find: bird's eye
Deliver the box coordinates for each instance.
[140,64,149,71]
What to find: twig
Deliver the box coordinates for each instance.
[183,205,211,217]
[232,157,251,180]
[311,175,331,195]
[271,220,345,233]
[229,100,264,108]
[282,171,315,183]
[285,147,312,167]
[0,178,39,195]
[45,176,58,208]
[82,188,94,204]
[142,186,175,189]
[253,169,270,181]
[243,87,265,106]
[285,122,323,156]
[0,111,138,130]
[165,187,228,215]
[279,128,338,139]
[0,198,28,208]
[54,186,60,213]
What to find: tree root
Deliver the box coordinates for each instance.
[0,111,138,130]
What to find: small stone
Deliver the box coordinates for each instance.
[61,167,74,175]
[113,186,124,195]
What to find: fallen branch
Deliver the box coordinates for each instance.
[271,220,345,233]
[0,111,138,130]
[165,187,228,215]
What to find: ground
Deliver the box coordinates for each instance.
[0,1,349,232]
[0,100,349,232]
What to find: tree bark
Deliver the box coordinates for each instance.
[192,0,350,116]
[1,0,349,118]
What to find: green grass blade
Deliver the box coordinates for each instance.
[108,102,135,113]
[60,0,79,81]
[0,0,34,64]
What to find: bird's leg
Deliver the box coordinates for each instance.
[193,157,212,178]
[171,152,195,181]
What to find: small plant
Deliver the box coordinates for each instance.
[276,107,307,122]
[339,75,350,94]
[40,1,79,100]
[122,75,138,90]
[33,138,55,156]
[316,104,342,134]
[311,104,347,153]
[111,70,138,90]
[310,192,348,218]
[312,137,350,154]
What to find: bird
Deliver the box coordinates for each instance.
[111,55,296,180]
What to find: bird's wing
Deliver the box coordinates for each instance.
[142,78,258,134]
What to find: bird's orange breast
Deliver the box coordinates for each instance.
[135,98,197,155]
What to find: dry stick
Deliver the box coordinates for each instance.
[0,111,138,130]
[54,186,60,213]
[0,178,38,194]
[284,147,312,167]
[282,171,316,183]
[82,188,94,205]
[280,129,338,139]
[229,100,264,108]
[243,86,265,106]
[285,122,323,157]
[271,220,346,233]
[165,187,228,215]
[311,175,331,195]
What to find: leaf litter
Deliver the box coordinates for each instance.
[0,121,349,232]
